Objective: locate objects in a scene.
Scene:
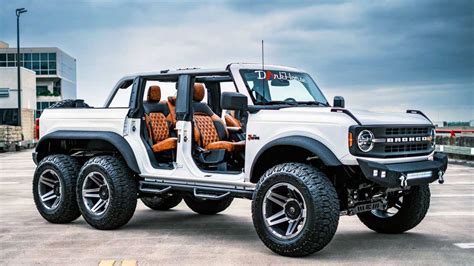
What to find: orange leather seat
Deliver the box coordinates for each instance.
[192,83,245,152]
[224,110,242,128]
[143,85,177,153]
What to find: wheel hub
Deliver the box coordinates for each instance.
[284,200,302,220]
[99,185,109,200]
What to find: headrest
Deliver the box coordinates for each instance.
[147,85,161,102]
[193,83,205,102]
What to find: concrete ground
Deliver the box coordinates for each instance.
[0,149,473,265]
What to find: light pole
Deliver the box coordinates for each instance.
[16,7,27,127]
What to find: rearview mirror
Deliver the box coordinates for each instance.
[271,79,290,86]
[221,92,248,111]
[333,96,345,108]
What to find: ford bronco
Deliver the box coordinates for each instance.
[32,63,447,257]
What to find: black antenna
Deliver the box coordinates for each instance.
[261,40,266,102]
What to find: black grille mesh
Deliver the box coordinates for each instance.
[385,127,430,136]
[385,143,429,153]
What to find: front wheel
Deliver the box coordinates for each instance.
[76,156,137,230]
[252,163,340,257]
[357,185,430,234]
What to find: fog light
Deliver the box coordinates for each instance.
[381,171,386,178]
[373,170,378,177]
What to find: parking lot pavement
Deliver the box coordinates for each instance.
[0,149,473,265]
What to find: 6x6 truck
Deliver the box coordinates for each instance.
[32,63,447,257]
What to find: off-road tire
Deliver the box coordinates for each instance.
[252,163,340,257]
[49,99,90,109]
[141,193,182,211]
[183,194,233,215]
[76,156,137,230]
[33,155,81,223]
[357,185,430,234]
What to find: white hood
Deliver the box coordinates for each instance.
[253,107,432,126]
[348,109,432,125]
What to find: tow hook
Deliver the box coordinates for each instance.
[438,171,445,184]
[399,174,408,188]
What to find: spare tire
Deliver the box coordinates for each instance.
[49,99,91,109]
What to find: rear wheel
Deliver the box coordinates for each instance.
[76,156,137,230]
[183,195,233,215]
[357,185,430,234]
[141,193,182,211]
[252,163,340,257]
[33,155,81,223]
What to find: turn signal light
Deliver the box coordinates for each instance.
[348,132,353,147]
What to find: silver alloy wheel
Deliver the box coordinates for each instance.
[38,169,63,210]
[82,172,110,216]
[371,193,404,218]
[262,183,307,240]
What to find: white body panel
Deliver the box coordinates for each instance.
[40,108,129,136]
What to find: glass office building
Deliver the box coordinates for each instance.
[0,46,77,118]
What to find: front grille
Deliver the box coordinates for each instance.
[350,125,435,158]
[386,127,429,136]
[385,143,429,153]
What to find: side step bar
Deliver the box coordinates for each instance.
[139,179,254,200]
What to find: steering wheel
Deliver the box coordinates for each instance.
[284,98,297,103]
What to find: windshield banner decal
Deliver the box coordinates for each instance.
[254,70,306,82]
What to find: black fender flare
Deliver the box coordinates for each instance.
[250,136,342,179]
[36,130,140,173]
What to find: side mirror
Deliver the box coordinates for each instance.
[221,92,248,111]
[333,96,345,108]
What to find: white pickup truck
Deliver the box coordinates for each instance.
[32,63,447,257]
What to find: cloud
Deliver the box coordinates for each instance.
[0,0,472,120]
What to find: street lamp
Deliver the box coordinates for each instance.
[16,7,27,127]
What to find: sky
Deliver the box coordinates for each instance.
[1,0,473,121]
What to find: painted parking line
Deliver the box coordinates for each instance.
[99,260,115,266]
[454,243,474,249]
[121,260,137,266]
[441,182,474,185]
[0,182,20,185]
[427,212,474,216]
[98,260,137,266]
[431,194,474,198]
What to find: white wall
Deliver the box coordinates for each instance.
[0,67,36,109]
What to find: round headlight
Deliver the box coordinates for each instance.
[357,130,374,152]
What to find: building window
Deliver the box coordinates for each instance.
[36,86,49,96]
[0,88,9,97]
[0,54,5,61]
[40,53,48,60]
[0,109,19,126]
[32,53,39,61]
[49,53,56,60]
[7,54,15,61]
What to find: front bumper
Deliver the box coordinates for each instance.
[357,152,448,188]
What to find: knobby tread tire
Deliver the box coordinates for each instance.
[141,193,183,211]
[33,154,81,223]
[357,185,430,234]
[183,195,233,215]
[77,155,137,230]
[252,162,340,257]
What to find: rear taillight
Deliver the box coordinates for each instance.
[35,118,40,140]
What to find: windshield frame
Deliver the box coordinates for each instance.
[238,69,329,106]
